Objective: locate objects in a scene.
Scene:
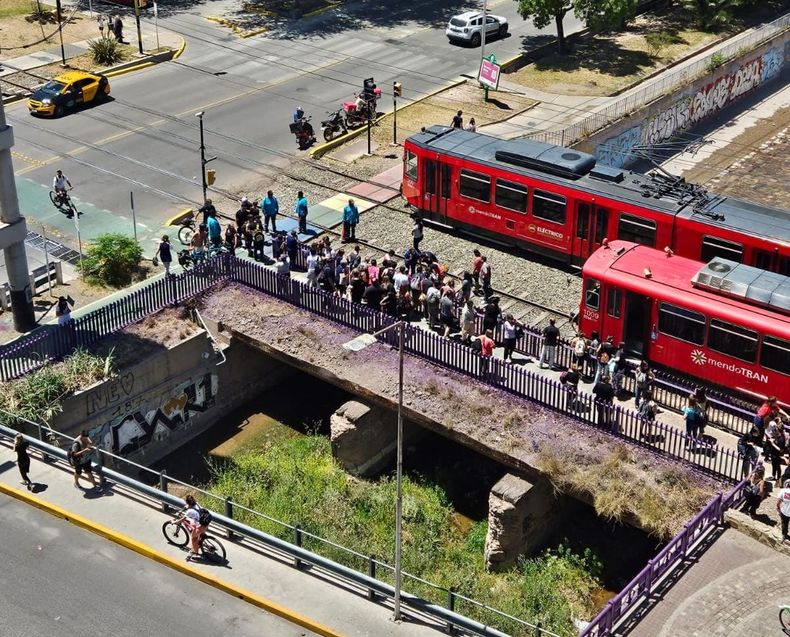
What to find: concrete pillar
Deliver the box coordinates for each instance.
[484,474,568,572]
[0,100,35,331]
[330,400,423,477]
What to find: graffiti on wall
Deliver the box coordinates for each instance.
[596,46,786,168]
[87,373,218,455]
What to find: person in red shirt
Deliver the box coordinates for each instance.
[471,249,484,294]
[755,397,788,438]
[478,328,495,379]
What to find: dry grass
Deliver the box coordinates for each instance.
[0,4,102,60]
[509,13,720,97]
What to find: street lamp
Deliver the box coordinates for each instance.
[343,320,405,621]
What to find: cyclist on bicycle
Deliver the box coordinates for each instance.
[182,494,211,560]
[53,170,72,205]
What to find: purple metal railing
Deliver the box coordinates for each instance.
[1,255,744,482]
[578,478,748,637]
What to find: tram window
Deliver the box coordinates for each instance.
[701,236,743,263]
[618,213,656,247]
[459,169,491,203]
[761,335,790,376]
[607,287,622,318]
[533,190,566,224]
[658,302,705,345]
[594,208,608,244]
[708,319,758,363]
[495,179,528,213]
[584,278,600,310]
[576,203,590,239]
[405,151,418,181]
[425,161,436,195]
[754,250,773,271]
[780,257,790,277]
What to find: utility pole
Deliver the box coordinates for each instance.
[0,101,36,331]
[195,112,216,203]
[480,0,489,102]
[133,0,144,55]
[55,0,66,65]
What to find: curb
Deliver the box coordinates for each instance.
[165,207,194,227]
[206,16,268,39]
[308,78,467,159]
[0,481,345,637]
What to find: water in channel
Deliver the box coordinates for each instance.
[153,370,660,597]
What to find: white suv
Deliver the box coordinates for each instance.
[446,11,508,47]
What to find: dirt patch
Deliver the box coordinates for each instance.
[329,80,537,160]
[694,108,790,209]
[199,282,725,538]
[0,3,102,60]
[508,11,720,97]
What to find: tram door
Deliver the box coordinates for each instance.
[572,203,610,264]
[423,160,452,224]
[623,292,651,358]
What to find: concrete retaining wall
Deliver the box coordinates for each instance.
[576,32,790,168]
[53,331,292,467]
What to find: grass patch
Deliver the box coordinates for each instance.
[509,12,721,96]
[0,349,114,423]
[210,435,602,635]
[0,0,46,19]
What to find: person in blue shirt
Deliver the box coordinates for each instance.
[261,190,279,233]
[295,191,309,234]
[206,211,222,248]
[342,198,359,242]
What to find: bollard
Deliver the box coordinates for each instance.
[367,555,377,601]
[446,587,456,635]
[293,524,303,569]
[159,470,170,513]
[224,497,237,541]
[94,449,105,490]
[534,622,543,636]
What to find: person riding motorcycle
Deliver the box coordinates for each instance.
[292,105,314,139]
[52,170,72,206]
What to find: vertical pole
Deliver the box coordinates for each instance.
[88,0,93,17]
[197,113,207,203]
[74,209,84,281]
[393,87,397,145]
[367,114,372,155]
[154,2,160,50]
[42,225,52,297]
[55,0,66,65]
[367,555,377,601]
[134,0,143,55]
[393,320,404,621]
[480,0,488,71]
[130,191,138,243]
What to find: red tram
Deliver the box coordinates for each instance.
[578,241,790,404]
[402,126,790,273]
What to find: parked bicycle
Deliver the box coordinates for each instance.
[49,190,79,217]
[780,604,790,633]
[162,513,227,563]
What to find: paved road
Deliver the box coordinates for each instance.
[4,0,582,252]
[0,493,316,637]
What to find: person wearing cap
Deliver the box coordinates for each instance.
[777,478,790,542]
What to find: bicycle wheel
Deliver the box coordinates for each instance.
[162,520,189,547]
[178,225,194,246]
[49,191,59,207]
[200,535,226,562]
[780,607,790,632]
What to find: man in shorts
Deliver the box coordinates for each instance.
[71,430,99,490]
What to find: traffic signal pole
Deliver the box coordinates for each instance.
[134,0,143,54]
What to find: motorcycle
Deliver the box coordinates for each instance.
[289,116,316,150]
[321,109,347,142]
[342,88,381,129]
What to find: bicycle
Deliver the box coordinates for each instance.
[780,604,790,633]
[49,190,78,217]
[162,514,227,563]
[178,215,196,246]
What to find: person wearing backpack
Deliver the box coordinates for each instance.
[183,494,212,560]
[570,333,587,371]
[638,390,658,441]
[69,430,99,490]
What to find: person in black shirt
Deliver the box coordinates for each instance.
[199,199,216,226]
[539,319,560,369]
[14,433,33,490]
[451,110,463,128]
[482,296,501,334]
[561,364,580,411]
[363,279,384,309]
[350,270,366,304]
[593,375,616,431]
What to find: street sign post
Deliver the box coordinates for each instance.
[478,55,501,92]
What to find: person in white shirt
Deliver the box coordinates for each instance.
[776,480,790,542]
[53,170,72,193]
[464,118,476,132]
[182,494,209,559]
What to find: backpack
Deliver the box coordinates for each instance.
[198,507,213,526]
[67,440,81,466]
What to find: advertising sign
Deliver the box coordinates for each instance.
[478,56,501,90]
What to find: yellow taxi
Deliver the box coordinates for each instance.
[27,71,111,117]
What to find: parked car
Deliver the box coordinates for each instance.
[446,11,508,47]
[28,71,111,117]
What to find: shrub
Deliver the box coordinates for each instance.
[644,31,676,59]
[81,233,143,287]
[706,52,726,72]
[88,36,123,66]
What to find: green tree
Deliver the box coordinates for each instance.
[682,0,743,30]
[81,233,143,287]
[516,0,638,53]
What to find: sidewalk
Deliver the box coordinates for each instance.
[0,438,445,637]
